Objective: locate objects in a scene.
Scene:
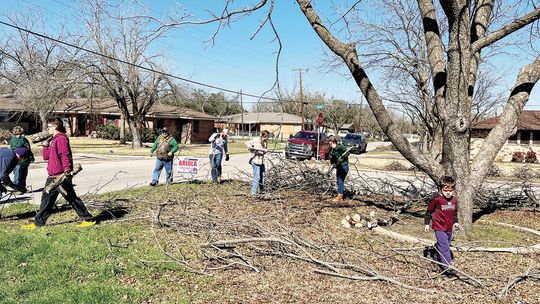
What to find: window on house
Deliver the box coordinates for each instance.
[520,131,531,145]
[533,131,540,144]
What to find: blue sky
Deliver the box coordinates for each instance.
[0,0,538,110]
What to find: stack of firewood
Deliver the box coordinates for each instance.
[341,211,379,229]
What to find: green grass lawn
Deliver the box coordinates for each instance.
[0,200,209,304]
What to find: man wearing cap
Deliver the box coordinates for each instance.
[208,128,230,184]
[9,125,34,193]
[149,127,179,186]
[0,147,29,194]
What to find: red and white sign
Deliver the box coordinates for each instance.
[176,157,200,174]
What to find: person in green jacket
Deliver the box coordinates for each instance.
[9,126,34,193]
[328,138,349,201]
[149,127,179,186]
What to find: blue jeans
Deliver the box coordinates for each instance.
[152,158,173,184]
[13,164,29,190]
[251,163,265,195]
[336,164,349,194]
[209,153,223,183]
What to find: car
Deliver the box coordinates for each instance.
[338,130,350,138]
[284,130,331,160]
[341,133,367,154]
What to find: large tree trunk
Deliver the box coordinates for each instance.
[119,112,126,144]
[128,116,144,148]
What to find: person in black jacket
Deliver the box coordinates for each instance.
[0,147,28,194]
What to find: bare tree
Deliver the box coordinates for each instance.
[82,0,171,147]
[338,0,506,155]
[297,0,540,234]
[324,99,357,135]
[0,12,81,129]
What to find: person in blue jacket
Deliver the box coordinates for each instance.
[0,147,28,194]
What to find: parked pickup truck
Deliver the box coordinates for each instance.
[284,130,330,160]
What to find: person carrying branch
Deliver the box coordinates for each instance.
[246,130,269,196]
[328,138,349,202]
[9,125,34,193]
[424,176,460,274]
[149,127,179,186]
[208,128,229,184]
[22,117,95,230]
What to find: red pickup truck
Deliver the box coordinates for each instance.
[284,131,330,160]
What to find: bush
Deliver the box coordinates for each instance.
[96,125,156,143]
[511,151,525,163]
[96,125,120,140]
[385,161,407,171]
[487,165,502,177]
[525,150,537,163]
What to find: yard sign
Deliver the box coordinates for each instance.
[176,157,200,174]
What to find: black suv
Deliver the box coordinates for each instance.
[341,133,367,154]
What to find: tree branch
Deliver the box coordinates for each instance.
[472,7,540,53]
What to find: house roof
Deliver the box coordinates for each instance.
[472,110,540,131]
[219,112,302,124]
[0,96,216,120]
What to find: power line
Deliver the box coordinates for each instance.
[0,19,294,104]
[0,20,374,108]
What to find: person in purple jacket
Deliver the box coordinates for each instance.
[424,176,460,274]
[22,117,95,230]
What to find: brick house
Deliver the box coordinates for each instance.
[0,96,216,144]
[218,112,303,140]
[471,110,540,144]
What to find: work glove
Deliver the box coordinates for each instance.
[225,154,230,161]
[41,137,52,147]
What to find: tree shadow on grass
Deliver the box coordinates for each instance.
[92,206,131,223]
[0,204,73,222]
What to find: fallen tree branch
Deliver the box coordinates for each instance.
[499,266,540,297]
[199,237,293,248]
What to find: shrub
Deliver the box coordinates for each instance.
[96,125,156,143]
[487,165,502,177]
[511,151,525,163]
[96,125,120,140]
[525,150,537,163]
[385,161,407,171]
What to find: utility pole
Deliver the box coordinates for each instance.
[357,91,364,133]
[240,90,244,139]
[293,68,307,130]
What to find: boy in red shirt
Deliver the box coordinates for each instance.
[424,176,460,273]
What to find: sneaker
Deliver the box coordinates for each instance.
[77,220,96,228]
[150,181,157,187]
[21,223,38,230]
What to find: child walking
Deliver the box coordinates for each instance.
[424,176,460,273]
